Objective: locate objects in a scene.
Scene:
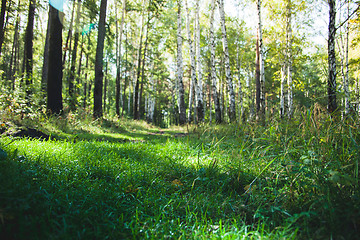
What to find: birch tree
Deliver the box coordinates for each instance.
[210,0,221,123]
[327,0,337,115]
[286,0,293,119]
[256,0,265,124]
[195,0,204,122]
[177,0,186,125]
[218,0,236,122]
[185,0,198,123]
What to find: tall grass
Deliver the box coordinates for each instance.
[0,107,359,239]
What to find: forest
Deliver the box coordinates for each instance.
[0,0,360,239]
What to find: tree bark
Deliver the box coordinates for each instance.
[133,0,146,120]
[69,0,82,111]
[116,0,126,117]
[47,5,64,115]
[195,0,204,122]
[24,0,36,99]
[177,0,186,125]
[0,0,7,60]
[255,35,260,117]
[328,0,337,115]
[185,0,197,123]
[219,0,236,122]
[41,9,50,96]
[256,0,266,124]
[210,0,221,123]
[286,0,293,119]
[93,0,107,118]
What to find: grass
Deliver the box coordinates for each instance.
[0,109,359,239]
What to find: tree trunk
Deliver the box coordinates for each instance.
[257,0,266,124]
[93,0,107,118]
[47,5,64,115]
[255,35,260,117]
[328,0,337,115]
[116,0,126,117]
[133,1,146,120]
[219,0,236,122]
[140,12,151,119]
[286,0,293,119]
[343,0,350,116]
[195,0,204,122]
[103,59,108,113]
[280,63,286,118]
[177,0,186,125]
[41,9,50,96]
[69,0,82,111]
[210,0,221,124]
[0,0,7,60]
[9,9,20,90]
[24,0,36,100]
[63,1,76,66]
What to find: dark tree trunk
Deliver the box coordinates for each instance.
[24,0,36,99]
[68,0,81,111]
[0,0,7,59]
[328,0,337,115]
[41,9,51,96]
[139,16,150,119]
[93,0,107,118]
[134,14,146,120]
[9,14,20,89]
[47,5,64,115]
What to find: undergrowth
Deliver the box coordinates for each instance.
[0,108,359,239]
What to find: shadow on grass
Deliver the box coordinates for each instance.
[0,139,254,239]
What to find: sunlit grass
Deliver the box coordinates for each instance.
[1,110,359,239]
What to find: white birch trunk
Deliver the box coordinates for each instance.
[218,0,236,122]
[286,0,293,119]
[195,0,204,122]
[257,0,266,123]
[185,0,197,123]
[177,0,186,125]
[210,0,221,123]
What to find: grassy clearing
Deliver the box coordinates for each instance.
[0,111,359,239]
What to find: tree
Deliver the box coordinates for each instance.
[93,0,108,118]
[256,0,266,124]
[0,0,7,60]
[327,0,337,115]
[195,0,204,122]
[286,0,293,119]
[218,0,236,122]
[210,0,221,123]
[115,0,126,117]
[185,0,197,123]
[47,4,64,115]
[177,0,186,125]
[23,0,36,100]
[69,0,82,111]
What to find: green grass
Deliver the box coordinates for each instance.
[1,112,359,239]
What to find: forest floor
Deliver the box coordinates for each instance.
[0,111,360,239]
